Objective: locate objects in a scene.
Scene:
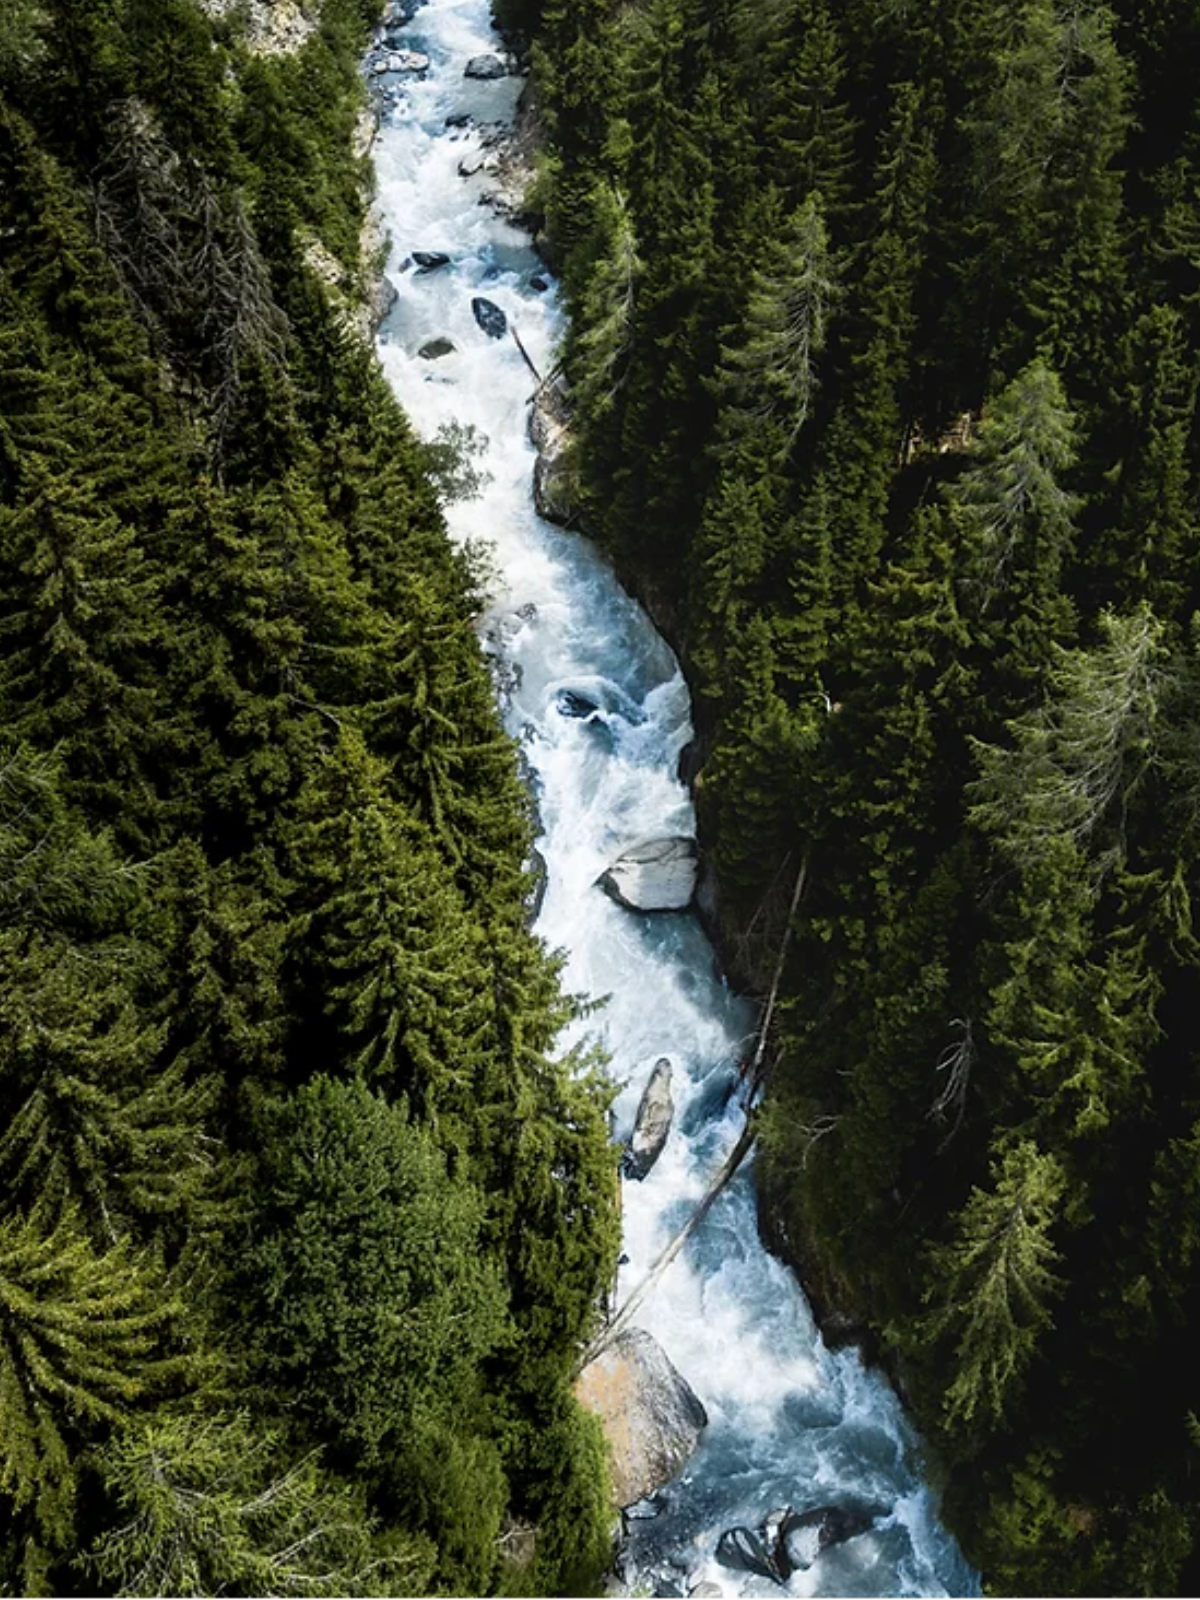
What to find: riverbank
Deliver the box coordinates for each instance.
[366,3,976,1593]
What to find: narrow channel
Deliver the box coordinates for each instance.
[369,4,977,1593]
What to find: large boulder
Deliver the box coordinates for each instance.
[371,274,399,331]
[412,249,451,272]
[472,295,508,339]
[598,837,698,913]
[529,375,580,526]
[418,336,456,360]
[464,52,507,78]
[574,1329,708,1508]
[623,1059,674,1180]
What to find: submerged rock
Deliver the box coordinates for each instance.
[556,687,599,720]
[598,837,698,913]
[471,295,508,339]
[412,249,451,271]
[418,336,456,360]
[391,48,429,71]
[464,52,507,78]
[574,1329,708,1508]
[782,1503,882,1565]
[623,1058,674,1180]
[716,1502,886,1585]
[458,150,496,178]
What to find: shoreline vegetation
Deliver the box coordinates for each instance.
[504,0,1200,1592]
[0,2,621,1593]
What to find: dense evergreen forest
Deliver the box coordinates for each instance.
[0,1,620,1593]
[501,0,1200,1591]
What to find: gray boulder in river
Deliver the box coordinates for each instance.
[464,52,507,78]
[418,336,456,360]
[471,295,508,338]
[530,374,580,525]
[598,836,698,912]
[623,1058,674,1180]
[574,1328,708,1507]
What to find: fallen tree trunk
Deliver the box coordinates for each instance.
[580,853,809,1367]
[581,1114,757,1367]
[511,323,541,382]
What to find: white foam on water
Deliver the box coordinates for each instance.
[370,7,979,1594]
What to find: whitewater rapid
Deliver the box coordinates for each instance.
[369,7,977,1594]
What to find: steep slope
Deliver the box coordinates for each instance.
[515,0,1200,1591]
[0,3,618,1593]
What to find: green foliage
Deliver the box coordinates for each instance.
[529,0,1200,1586]
[0,1210,188,1545]
[242,1076,507,1463]
[88,1410,433,1597]
[919,1141,1066,1429]
[0,0,619,1589]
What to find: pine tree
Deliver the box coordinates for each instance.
[714,192,837,461]
[88,1411,432,1598]
[0,1210,188,1545]
[0,945,216,1248]
[920,1140,1066,1430]
[762,0,857,213]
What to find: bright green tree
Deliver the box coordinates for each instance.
[921,1140,1066,1429]
[88,1411,432,1598]
[0,1210,187,1545]
[241,1075,507,1465]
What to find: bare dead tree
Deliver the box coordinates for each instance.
[929,1015,974,1151]
[91,100,290,472]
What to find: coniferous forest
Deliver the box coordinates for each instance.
[10,0,1200,1590]
[0,2,621,1594]
[498,0,1200,1592]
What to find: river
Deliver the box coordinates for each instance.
[368,5,977,1594]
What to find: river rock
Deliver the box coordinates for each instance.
[371,274,399,330]
[525,845,547,923]
[716,1502,884,1585]
[485,602,537,652]
[782,1504,882,1567]
[574,1329,708,1508]
[623,1058,674,1180]
[715,1526,788,1583]
[418,336,456,360]
[688,1585,723,1598]
[598,837,698,913]
[530,273,549,291]
[471,295,508,338]
[464,52,507,78]
[444,111,472,128]
[412,249,451,271]
[556,687,599,720]
[460,150,499,178]
[530,374,579,525]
